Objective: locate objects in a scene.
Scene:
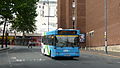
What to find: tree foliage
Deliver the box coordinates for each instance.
[11,0,39,33]
[0,0,15,48]
[0,0,14,22]
[0,0,39,33]
[0,0,39,47]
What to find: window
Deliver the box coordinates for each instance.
[89,30,94,37]
[42,35,55,45]
[72,1,76,8]
[72,21,75,29]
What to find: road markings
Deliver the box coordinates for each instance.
[11,57,17,59]
[6,50,13,67]
[16,59,23,62]
[10,56,46,62]
[13,58,46,62]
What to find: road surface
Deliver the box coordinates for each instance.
[0,46,120,68]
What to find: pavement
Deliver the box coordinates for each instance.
[81,49,120,58]
[0,45,10,51]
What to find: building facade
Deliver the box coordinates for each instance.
[57,0,120,47]
[57,0,86,47]
[57,0,86,33]
[57,0,67,29]
[86,0,120,47]
[36,0,57,32]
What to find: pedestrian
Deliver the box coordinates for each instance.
[28,40,32,48]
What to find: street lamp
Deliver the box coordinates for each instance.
[47,0,50,31]
[104,0,108,54]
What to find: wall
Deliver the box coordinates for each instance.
[86,0,120,47]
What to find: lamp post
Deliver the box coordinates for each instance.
[104,0,108,54]
[47,0,50,31]
[72,0,75,29]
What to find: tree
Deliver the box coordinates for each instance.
[0,0,39,47]
[11,0,39,36]
[0,0,14,48]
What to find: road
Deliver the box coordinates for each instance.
[0,46,120,68]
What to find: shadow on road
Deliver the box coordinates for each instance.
[46,56,79,61]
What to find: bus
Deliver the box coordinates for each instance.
[41,29,80,58]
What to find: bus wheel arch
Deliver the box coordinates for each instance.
[43,49,46,56]
[49,50,52,57]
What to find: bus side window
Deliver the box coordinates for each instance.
[48,35,52,45]
[43,36,49,45]
[42,35,58,46]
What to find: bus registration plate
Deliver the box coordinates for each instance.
[65,54,70,56]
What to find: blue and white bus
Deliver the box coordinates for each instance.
[41,29,80,58]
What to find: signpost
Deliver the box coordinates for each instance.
[104,0,108,54]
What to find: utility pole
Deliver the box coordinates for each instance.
[104,0,108,54]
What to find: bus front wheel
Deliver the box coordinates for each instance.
[50,51,52,57]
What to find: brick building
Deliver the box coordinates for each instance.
[57,0,120,48]
[57,0,86,33]
[57,0,86,47]
[86,0,120,47]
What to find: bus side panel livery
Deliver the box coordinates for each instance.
[41,29,80,58]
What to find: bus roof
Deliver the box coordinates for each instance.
[46,29,80,35]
